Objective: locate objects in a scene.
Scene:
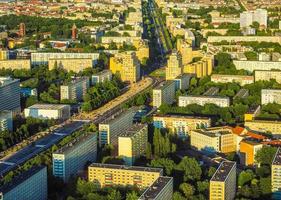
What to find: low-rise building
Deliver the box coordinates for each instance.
[24,104,71,121]
[239,140,263,166]
[211,74,254,86]
[0,166,47,200]
[153,114,211,138]
[118,124,148,166]
[261,89,281,105]
[48,58,93,73]
[178,95,230,107]
[92,70,112,85]
[60,77,90,101]
[245,119,281,138]
[53,133,97,182]
[210,161,236,200]
[0,111,12,132]
[255,70,281,84]
[153,81,175,108]
[272,147,281,200]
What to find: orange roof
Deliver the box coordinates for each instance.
[246,131,267,140]
[231,126,245,136]
[262,140,281,146]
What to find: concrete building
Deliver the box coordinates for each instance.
[60,77,90,101]
[153,114,211,138]
[109,52,141,83]
[166,50,183,80]
[211,74,254,86]
[0,59,31,70]
[208,36,281,44]
[234,60,281,72]
[0,77,20,113]
[245,120,281,138]
[99,107,137,147]
[88,163,163,188]
[178,95,230,107]
[174,74,192,90]
[183,56,213,78]
[244,105,261,121]
[139,177,173,200]
[272,147,281,200]
[261,89,281,105]
[210,161,236,200]
[52,133,97,182]
[176,39,193,65]
[240,9,267,28]
[24,104,71,121]
[0,111,12,132]
[190,127,236,154]
[92,70,112,85]
[272,53,281,62]
[48,58,93,73]
[19,23,26,37]
[239,140,263,166]
[259,52,271,61]
[118,124,148,166]
[255,70,281,84]
[0,166,47,200]
[153,81,175,108]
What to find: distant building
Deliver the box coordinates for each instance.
[0,166,47,200]
[53,133,97,182]
[261,89,281,105]
[48,58,92,73]
[233,88,249,99]
[60,77,90,101]
[0,77,20,113]
[255,70,281,84]
[178,95,230,107]
[183,56,213,78]
[153,81,175,108]
[166,50,183,80]
[24,104,71,121]
[240,9,267,28]
[118,124,148,166]
[209,161,236,200]
[72,24,78,40]
[88,163,163,188]
[239,140,263,166]
[139,177,173,200]
[233,60,281,72]
[211,74,254,86]
[0,111,12,132]
[19,22,26,37]
[176,39,193,65]
[259,52,271,61]
[203,87,219,96]
[272,53,281,62]
[0,59,31,70]
[153,114,211,138]
[272,147,281,199]
[92,70,112,85]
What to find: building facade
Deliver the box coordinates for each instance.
[234,60,281,72]
[255,70,281,84]
[272,147,281,200]
[166,50,183,80]
[60,77,90,101]
[239,140,263,166]
[0,111,13,132]
[245,120,281,138]
[0,59,31,70]
[48,58,93,73]
[0,77,20,113]
[211,74,254,86]
[92,70,112,85]
[178,95,230,107]
[261,89,281,105]
[153,81,175,108]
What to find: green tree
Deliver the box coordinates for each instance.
[173,192,186,200]
[179,183,194,198]
[107,189,122,200]
[126,191,138,200]
[255,146,277,165]
[238,170,255,186]
[176,156,202,181]
[150,158,175,176]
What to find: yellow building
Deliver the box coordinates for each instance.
[245,120,281,138]
[0,59,31,70]
[166,50,183,80]
[255,70,281,84]
[153,114,211,137]
[88,163,163,188]
[176,39,193,66]
[239,140,263,166]
[0,50,8,60]
[135,40,150,62]
[244,105,261,121]
[118,124,148,166]
[183,55,213,78]
[272,147,281,199]
[210,161,236,200]
[109,52,140,83]
[48,58,92,73]
[190,127,236,154]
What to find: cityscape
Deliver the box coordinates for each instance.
[0,0,281,199]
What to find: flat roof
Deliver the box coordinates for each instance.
[180,95,229,100]
[211,161,236,182]
[153,114,210,120]
[119,124,147,137]
[140,176,173,199]
[273,147,281,165]
[0,166,46,194]
[93,69,112,76]
[27,104,69,110]
[193,129,232,137]
[0,77,19,87]
[62,76,88,86]
[203,87,219,96]
[89,163,163,173]
[100,107,138,124]
[154,80,174,90]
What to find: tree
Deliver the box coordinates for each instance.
[76,178,97,196]
[255,146,277,165]
[172,192,186,200]
[126,191,138,200]
[238,170,255,186]
[259,177,271,195]
[179,183,194,198]
[197,180,209,194]
[81,102,92,112]
[176,156,202,181]
[107,189,122,200]
[146,142,152,160]
[150,158,175,176]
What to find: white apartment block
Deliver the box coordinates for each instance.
[60,77,90,101]
[234,60,281,72]
[254,70,281,84]
[240,9,267,28]
[91,70,112,85]
[153,81,176,108]
[211,74,254,86]
[261,89,281,105]
[178,95,230,107]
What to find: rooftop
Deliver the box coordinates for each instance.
[26,103,70,110]
[154,80,174,90]
[0,77,19,87]
[246,105,260,114]
[100,107,138,124]
[272,147,281,165]
[89,163,163,173]
[194,129,232,137]
[93,69,112,76]
[119,124,147,137]
[139,177,173,200]
[153,114,210,120]
[180,95,229,100]
[203,87,219,96]
[211,161,236,182]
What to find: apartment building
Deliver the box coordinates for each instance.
[211,74,254,86]
[139,177,173,200]
[109,52,140,83]
[176,39,193,65]
[0,166,47,200]
[24,104,71,121]
[210,161,236,200]
[0,77,20,113]
[88,163,163,188]
[272,147,281,200]
[0,111,12,132]
[240,9,267,28]
[118,124,148,166]
[48,58,92,73]
[239,140,263,166]
[261,89,281,105]
[99,107,137,147]
[153,114,211,138]
[183,56,213,78]
[208,36,281,44]
[255,70,281,84]
[174,74,192,90]
[166,50,183,80]
[153,81,175,108]
[60,77,90,101]
[244,105,261,121]
[178,95,230,107]
[92,70,112,85]
[0,59,31,70]
[245,120,281,138]
[52,133,97,182]
[234,60,281,72]
[190,127,236,154]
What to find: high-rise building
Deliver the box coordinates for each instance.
[240,9,267,28]
[0,111,13,132]
[72,24,78,40]
[0,77,20,113]
[272,147,281,200]
[153,81,175,108]
[118,124,148,165]
[52,133,97,182]
[88,163,163,188]
[60,77,90,101]
[210,161,236,200]
[176,39,193,65]
[166,50,183,80]
[173,74,192,90]
[261,89,281,105]
[92,70,112,85]
[19,23,26,37]
[0,166,47,200]
[99,107,138,147]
